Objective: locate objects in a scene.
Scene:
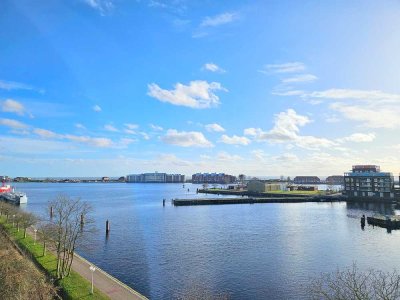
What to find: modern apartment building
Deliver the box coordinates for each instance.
[344,165,394,199]
[293,176,321,184]
[126,172,185,183]
[192,173,236,184]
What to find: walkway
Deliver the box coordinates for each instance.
[25,227,148,300]
[72,253,148,300]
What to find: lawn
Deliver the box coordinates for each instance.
[266,190,323,195]
[0,216,109,300]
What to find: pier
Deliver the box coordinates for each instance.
[172,195,344,206]
[367,215,400,230]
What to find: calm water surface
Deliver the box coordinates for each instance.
[13,182,400,299]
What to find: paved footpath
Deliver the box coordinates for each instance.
[72,253,148,300]
[25,227,148,300]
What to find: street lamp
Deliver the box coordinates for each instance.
[89,265,96,294]
[34,228,38,245]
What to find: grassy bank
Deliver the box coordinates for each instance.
[0,216,109,300]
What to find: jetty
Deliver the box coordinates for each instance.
[172,195,344,206]
[367,215,400,230]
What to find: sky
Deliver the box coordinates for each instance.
[1,0,400,178]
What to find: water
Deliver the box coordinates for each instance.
[12,182,400,299]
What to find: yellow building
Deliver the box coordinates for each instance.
[247,180,286,193]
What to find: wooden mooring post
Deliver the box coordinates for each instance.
[106,219,110,235]
[50,206,53,218]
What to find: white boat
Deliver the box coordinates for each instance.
[0,191,28,204]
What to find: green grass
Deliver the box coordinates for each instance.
[265,190,322,195]
[0,216,109,300]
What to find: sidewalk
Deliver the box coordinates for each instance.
[25,227,148,300]
[72,253,148,300]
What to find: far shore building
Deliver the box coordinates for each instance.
[293,176,321,184]
[325,175,344,185]
[344,165,394,200]
[126,172,185,183]
[247,180,287,193]
[192,173,236,184]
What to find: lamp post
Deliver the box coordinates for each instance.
[89,265,96,294]
[34,228,38,245]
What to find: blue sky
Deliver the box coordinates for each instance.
[1,0,400,177]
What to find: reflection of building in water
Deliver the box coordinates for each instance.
[344,165,394,200]
[346,201,395,216]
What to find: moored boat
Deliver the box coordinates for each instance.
[0,180,28,204]
[0,191,28,204]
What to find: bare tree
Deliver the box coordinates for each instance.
[21,212,38,238]
[309,263,400,300]
[14,211,24,232]
[47,195,94,279]
[0,202,16,222]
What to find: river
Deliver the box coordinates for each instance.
[12,182,400,299]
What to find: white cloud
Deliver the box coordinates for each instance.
[125,123,138,130]
[217,151,243,161]
[219,134,251,145]
[83,0,113,15]
[251,149,268,161]
[117,138,137,147]
[75,123,86,130]
[281,74,317,84]
[294,135,337,150]
[33,128,60,139]
[65,134,113,148]
[276,88,400,128]
[162,129,213,147]
[104,124,119,132]
[244,109,337,150]
[330,102,400,129]
[261,109,311,142]
[308,89,400,102]
[1,99,27,116]
[124,129,137,135]
[92,105,102,112]
[0,118,29,130]
[200,12,238,27]
[261,62,306,74]
[140,132,150,140]
[147,80,226,109]
[150,124,163,131]
[202,63,226,73]
[324,114,340,123]
[156,154,191,167]
[339,133,376,143]
[124,123,139,134]
[205,123,225,132]
[274,153,298,162]
[243,128,266,141]
[272,89,305,96]
[0,80,35,91]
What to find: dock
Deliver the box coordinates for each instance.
[172,195,344,206]
[367,215,400,230]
